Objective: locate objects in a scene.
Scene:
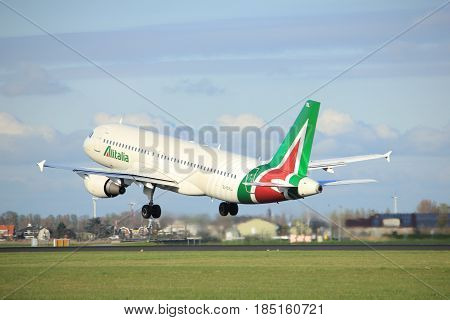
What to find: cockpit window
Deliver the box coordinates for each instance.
[88,131,94,138]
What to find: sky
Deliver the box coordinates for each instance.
[0,0,449,218]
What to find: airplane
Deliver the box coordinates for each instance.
[37,100,391,218]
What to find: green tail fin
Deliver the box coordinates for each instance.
[268,100,320,176]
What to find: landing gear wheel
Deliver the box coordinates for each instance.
[219,202,229,216]
[151,205,161,219]
[141,205,151,219]
[229,203,239,216]
[142,204,161,219]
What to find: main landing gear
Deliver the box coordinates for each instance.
[219,202,239,216]
[141,184,161,219]
[141,204,161,219]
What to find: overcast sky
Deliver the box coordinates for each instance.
[0,0,449,218]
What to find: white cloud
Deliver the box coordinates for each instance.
[317,109,354,136]
[0,112,55,140]
[164,78,225,96]
[375,124,399,139]
[217,113,265,128]
[402,125,450,154]
[314,137,339,155]
[0,112,31,135]
[94,112,171,129]
[0,64,69,96]
[0,113,85,167]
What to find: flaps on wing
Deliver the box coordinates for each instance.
[37,161,178,188]
[309,163,346,172]
[319,179,377,186]
[309,151,392,172]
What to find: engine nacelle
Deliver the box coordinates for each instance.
[283,177,322,200]
[83,174,126,198]
[297,177,323,197]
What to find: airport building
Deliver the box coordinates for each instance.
[236,218,279,239]
[15,224,40,239]
[0,225,14,240]
[346,213,450,228]
[344,213,450,239]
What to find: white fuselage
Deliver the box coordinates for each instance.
[83,124,258,203]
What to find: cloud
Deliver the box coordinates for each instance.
[217,113,265,128]
[318,109,355,136]
[318,108,398,140]
[0,64,69,96]
[301,108,448,157]
[375,124,399,140]
[1,9,448,79]
[0,112,95,169]
[163,78,224,95]
[0,112,55,140]
[94,112,174,130]
[0,113,87,165]
[93,109,449,158]
[314,137,339,155]
[400,125,450,155]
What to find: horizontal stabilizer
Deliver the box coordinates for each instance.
[319,179,377,186]
[309,151,393,172]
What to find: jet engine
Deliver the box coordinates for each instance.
[283,176,322,199]
[297,177,323,197]
[83,174,126,198]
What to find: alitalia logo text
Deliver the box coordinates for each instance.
[104,146,129,162]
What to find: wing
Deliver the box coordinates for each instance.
[37,160,178,187]
[309,151,392,173]
[318,179,377,186]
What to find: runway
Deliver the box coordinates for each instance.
[0,244,449,252]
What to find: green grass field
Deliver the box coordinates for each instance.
[1,250,449,299]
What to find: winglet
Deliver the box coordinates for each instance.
[37,160,46,172]
[384,151,392,163]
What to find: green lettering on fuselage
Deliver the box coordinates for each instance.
[104,146,129,163]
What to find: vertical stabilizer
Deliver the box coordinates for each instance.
[268,100,320,176]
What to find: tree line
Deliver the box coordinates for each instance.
[1,199,448,239]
